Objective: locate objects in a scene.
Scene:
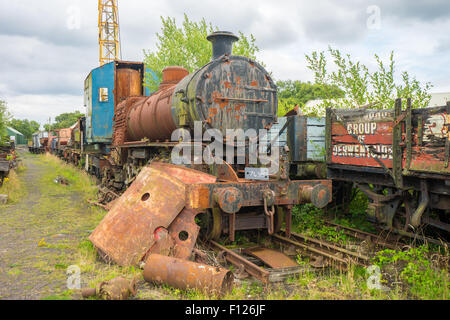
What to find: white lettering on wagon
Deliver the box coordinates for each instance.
[346,122,378,135]
[333,144,393,160]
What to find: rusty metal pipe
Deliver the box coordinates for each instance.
[143,254,234,296]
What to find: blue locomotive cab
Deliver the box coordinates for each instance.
[83,61,148,148]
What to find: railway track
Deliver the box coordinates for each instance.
[323,221,399,250]
[272,232,371,268]
[207,220,450,284]
[207,228,377,283]
[325,221,449,249]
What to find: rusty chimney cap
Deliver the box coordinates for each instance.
[159,66,189,90]
[207,31,239,60]
[162,66,189,82]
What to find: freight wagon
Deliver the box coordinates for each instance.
[326,99,450,233]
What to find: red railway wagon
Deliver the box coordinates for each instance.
[326,98,449,234]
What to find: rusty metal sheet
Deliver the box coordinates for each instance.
[209,240,270,283]
[89,164,187,266]
[146,208,202,260]
[150,162,217,184]
[244,247,298,269]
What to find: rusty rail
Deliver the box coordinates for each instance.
[282,231,371,266]
[271,234,356,268]
[380,226,450,247]
[208,240,271,283]
[324,221,450,250]
[324,221,399,250]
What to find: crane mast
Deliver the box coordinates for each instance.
[98,0,120,66]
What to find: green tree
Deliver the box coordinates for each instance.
[276,80,345,116]
[143,14,261,92]
[0,100,11,145]
[305,48,432,116]
[46,111,84,131]
[8,119,40,140]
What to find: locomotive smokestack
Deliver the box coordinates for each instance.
[207,31,239,60]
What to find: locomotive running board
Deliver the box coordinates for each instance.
[89,162,216,266]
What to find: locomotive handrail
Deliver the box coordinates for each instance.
[216,96,268,103]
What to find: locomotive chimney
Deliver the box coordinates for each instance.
[159,66,189,90]
[207,31,239,60]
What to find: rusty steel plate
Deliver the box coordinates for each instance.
[244,247,298,269]
[89,164,188,266]
[150,162,217,184]
[167,208,201,260]
[145,208,202,260]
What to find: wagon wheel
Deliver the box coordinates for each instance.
[198,208,222,241]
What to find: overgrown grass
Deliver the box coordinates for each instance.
[39,154,98,201]
[0,162,27,204]
[34,155,142,296]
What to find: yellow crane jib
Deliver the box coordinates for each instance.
[98,0,120,66]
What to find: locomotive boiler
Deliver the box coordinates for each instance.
[121,32,276,144]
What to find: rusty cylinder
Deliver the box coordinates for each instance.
[143,254,234,296]
[126,66,189,141]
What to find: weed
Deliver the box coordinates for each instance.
[373,245,449,299]
[292,204,349,244]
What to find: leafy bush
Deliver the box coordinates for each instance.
[373,246,448,299]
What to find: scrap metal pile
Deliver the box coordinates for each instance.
[87,162,332,296]
[89,162,236,296]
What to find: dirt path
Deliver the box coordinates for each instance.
[0,151,102,300]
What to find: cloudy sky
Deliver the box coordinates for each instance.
[1,0,450,127]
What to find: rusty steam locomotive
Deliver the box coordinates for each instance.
[61,31,330,264]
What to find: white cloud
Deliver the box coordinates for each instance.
[6,94,84,127]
